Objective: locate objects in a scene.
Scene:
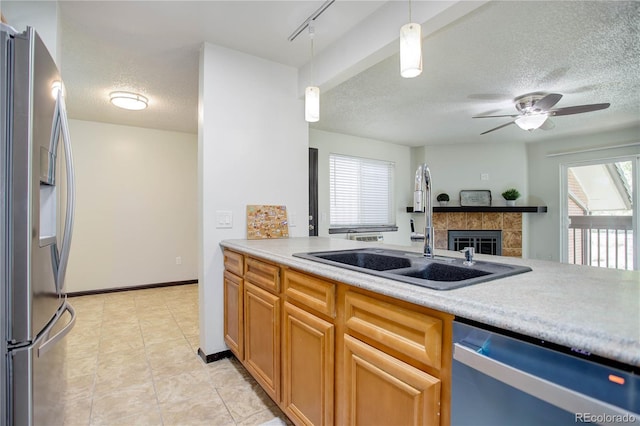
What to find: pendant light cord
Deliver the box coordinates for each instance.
[309,25,315,85]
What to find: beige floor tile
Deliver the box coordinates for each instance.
[59,373,95,402]
[207,357,255,388]
[153,370,215,404]
[94,365,153,397]
[98,335,144,354]
[236,407,293,426]
[216,382,277,423]
[91,407,163,426]
[62,284,294,426]
[160,391,234,426]
[90,382,158,425]
[62,396,92,426]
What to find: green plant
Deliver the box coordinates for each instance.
[501,188,520,200]
[436,193,450,202]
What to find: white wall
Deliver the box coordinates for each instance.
[414,141,531,256]
[417,141,530,205]
[310,129,412,246]
[526,126,640,262]
[66,120,198,293]
[199,43,308,356]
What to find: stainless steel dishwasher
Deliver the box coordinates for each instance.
[452,319,639,426]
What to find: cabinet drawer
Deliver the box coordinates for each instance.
[344,291,443,370]
[284,269,336,318]
[224,249,244,276]
[245,257,280,293]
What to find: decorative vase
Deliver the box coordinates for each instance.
[506,200,516,207]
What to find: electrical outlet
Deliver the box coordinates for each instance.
[176,256,182,265]
[481,173,489,181]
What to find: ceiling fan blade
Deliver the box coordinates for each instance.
[539,118,555,131]
[480,121,515,135]
[532,93,562,111]
[473,114,520,119]
[549,103,610,116]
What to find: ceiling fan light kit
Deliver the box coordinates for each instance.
[474,92,610,135]
[515,114,548,131]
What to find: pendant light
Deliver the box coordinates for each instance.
[400,0,422,78]
[305,25,320,123]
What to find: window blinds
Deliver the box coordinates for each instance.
[329,154,395,228]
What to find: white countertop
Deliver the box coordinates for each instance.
[220,237,640,367]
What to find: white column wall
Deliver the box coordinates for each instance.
[198,43,308,356]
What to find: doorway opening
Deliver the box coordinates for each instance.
[561,156,638,270]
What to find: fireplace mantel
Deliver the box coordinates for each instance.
[407,206,547,213]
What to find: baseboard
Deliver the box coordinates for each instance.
[198,348,233,364]
[67,279,198,297]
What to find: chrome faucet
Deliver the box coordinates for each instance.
[414,163,434,257]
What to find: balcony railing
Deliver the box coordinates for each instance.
[568,215,633,270]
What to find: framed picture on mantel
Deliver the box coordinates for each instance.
[460,190,492,207]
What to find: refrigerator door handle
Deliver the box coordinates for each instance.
[37,300,76,357]
[53,90,76,292]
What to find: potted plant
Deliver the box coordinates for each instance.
[436,193,450,206]
[501,188,520,206]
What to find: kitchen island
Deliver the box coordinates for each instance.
[220,236,639,426]
[222,236,639,367]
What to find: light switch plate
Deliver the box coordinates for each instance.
[216,210,233,228]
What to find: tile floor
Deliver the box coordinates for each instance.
[61,284,290,426]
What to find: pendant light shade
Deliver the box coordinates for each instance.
[400,22,422,78]
[305,86,320,123]
[515,114,548,131]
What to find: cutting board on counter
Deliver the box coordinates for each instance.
[246,205,289,240]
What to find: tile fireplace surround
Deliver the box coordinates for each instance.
[433,212,523,257]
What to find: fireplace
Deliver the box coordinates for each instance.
[433,212,522,257]
[448,230,502,255]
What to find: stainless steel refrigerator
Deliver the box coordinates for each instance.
[1,24,76,426]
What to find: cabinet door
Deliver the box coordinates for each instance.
[283,302,334,426]
[343,335,441,426]
[244,281,281,402]
[223,271,243,359]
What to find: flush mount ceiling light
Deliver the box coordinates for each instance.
[109,91,148,111]
[400,0,422,78]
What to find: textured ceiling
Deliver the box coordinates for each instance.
[56,1,387,134]
[21,1,640,144]
[313,1,640,146]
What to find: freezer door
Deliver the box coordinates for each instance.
[8,28,71,344]
[8,301,76,426]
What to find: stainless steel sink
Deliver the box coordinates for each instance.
[293,248,532,290]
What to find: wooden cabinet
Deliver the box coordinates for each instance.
[343,335,441,426]
[283,301,335,426]
[222,249,452,426]
[223,250,244,359]
[223,270,243,358]
[341,289,452,426]
[244,281,281,401]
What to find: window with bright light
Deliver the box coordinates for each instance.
[329,154,395,230]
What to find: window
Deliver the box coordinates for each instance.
[329,154,395,230]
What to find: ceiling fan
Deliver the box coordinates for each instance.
[473,93,610,135]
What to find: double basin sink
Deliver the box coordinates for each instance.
[293,248,532,290]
